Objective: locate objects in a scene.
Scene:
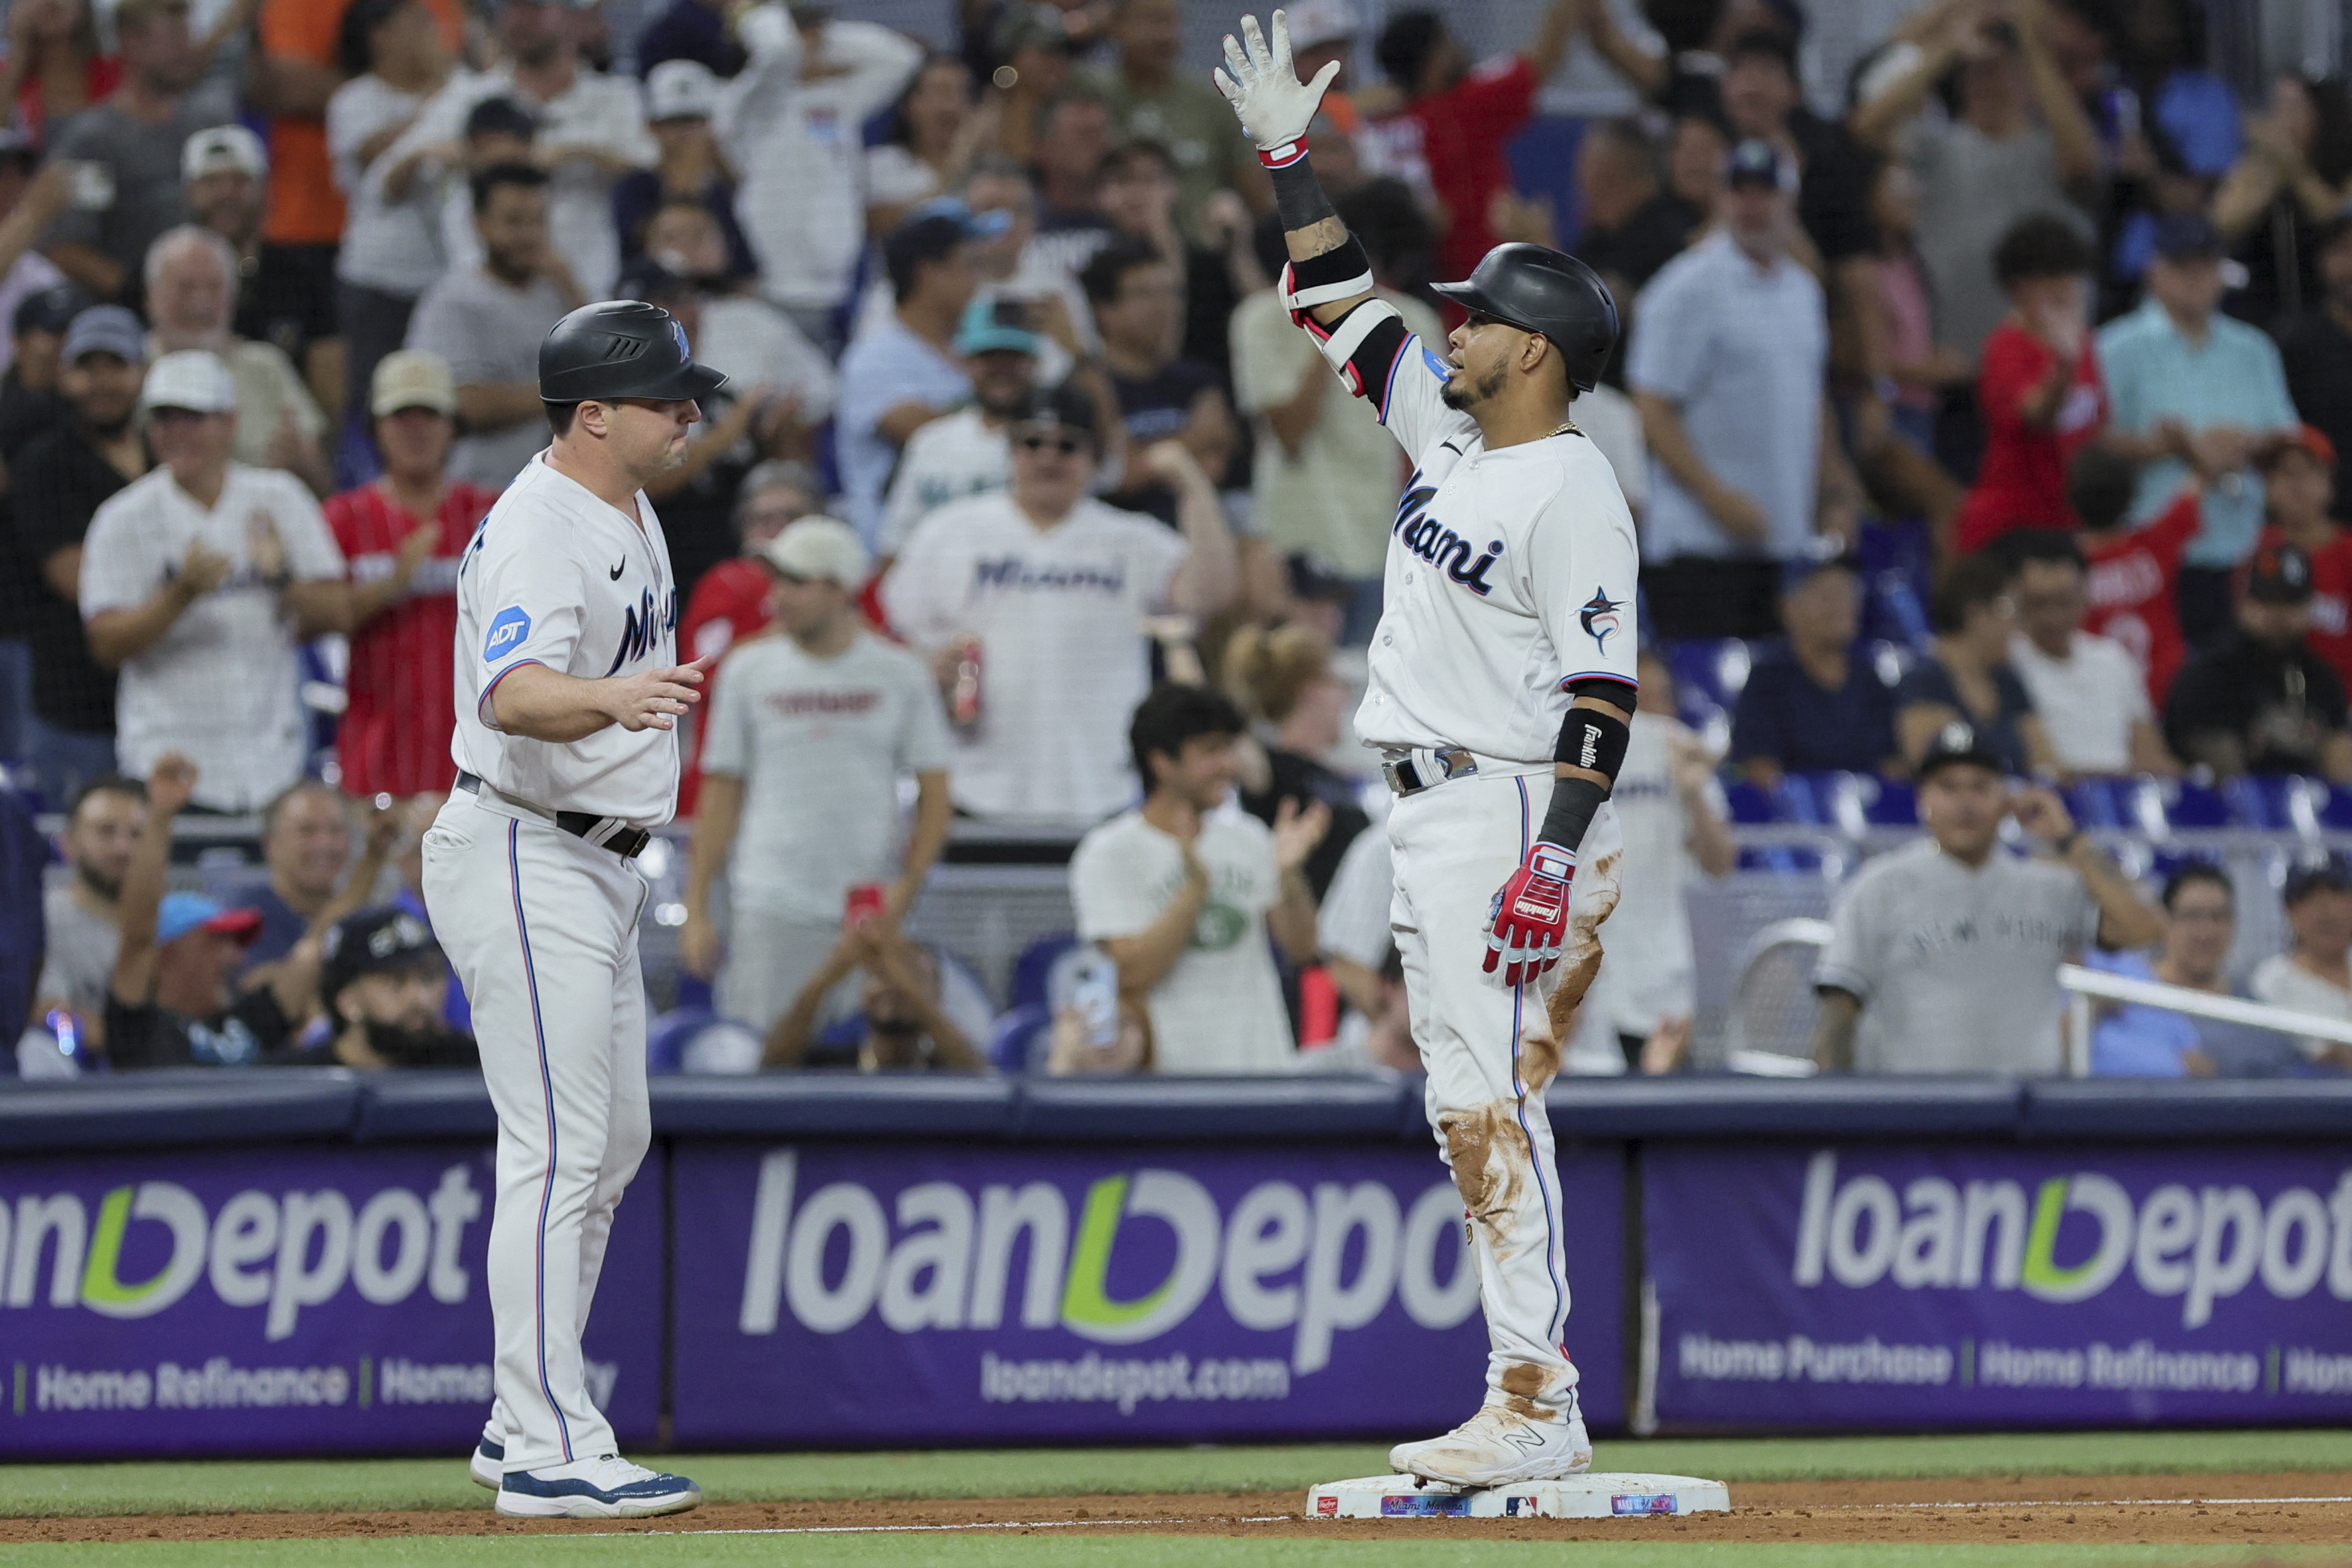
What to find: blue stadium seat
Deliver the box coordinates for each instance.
[1868,571,1933,650]
[1775,773,1827,825]
[2164,779,2230,829]
[1664,638,1753,737]
[1724,780,1780,825]
[1008,932,1079,1013]
[988,1004,1053,1074]
[2322,785,2352,831]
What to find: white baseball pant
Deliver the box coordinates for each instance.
[1386,765,1621,1419]
[421,789,651,1471]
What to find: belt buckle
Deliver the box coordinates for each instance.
[1380,755,1421,796]
[1436,747,1477,782]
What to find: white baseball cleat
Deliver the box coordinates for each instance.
[495,1455,703,1519]
[469,1437,504,1490]
[1389,1401,1593,1489]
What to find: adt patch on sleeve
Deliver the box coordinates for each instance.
[1422,344,1451,379]
[484,605,532,661]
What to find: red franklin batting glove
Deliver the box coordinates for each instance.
[1484,842,1574,987]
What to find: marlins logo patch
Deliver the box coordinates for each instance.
[1579,591,1625,652]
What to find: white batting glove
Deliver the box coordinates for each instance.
[1214,11,1341,158]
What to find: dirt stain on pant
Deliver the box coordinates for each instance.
[1437,1104,1530,1264]
[1545,844,1622,1050]
[1499,1361,1560,1423]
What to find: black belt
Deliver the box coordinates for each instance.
[456,772,652,859]
[1380,745,1479,797]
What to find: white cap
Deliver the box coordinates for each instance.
[645,58,721,122]
[181,123,266,182]
[141,350,238,414]
[758,515,868,589]
[370,349,457,417]
[1283,0,1359,48]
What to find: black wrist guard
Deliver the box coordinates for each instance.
[1269,151,1337,232]
[1538,775,1611,855]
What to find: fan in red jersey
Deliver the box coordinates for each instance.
[323,351,500,801]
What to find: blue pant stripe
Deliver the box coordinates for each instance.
[1510,776,1568,1347]
[506,820,573,1463]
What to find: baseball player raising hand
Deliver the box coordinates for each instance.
[1216,13,1638,1488]
[422,301,719,1519]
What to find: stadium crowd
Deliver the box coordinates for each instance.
[7,0,2352,1082]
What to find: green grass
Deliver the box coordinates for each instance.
[0,1431,2347,1519]
[1,1541,2349,1567]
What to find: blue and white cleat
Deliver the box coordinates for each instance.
[470,1437,504,1490]
[496,1455,703,1520]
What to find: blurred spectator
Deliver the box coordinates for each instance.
[2213,74,2352,330]
[1718,28,1875,273]
[879,297,1042,560]
[866,53,990,238]
[613,59,757,281]
[0,282,80,455]
[1070,683,1327,1074]
[178,126,269,342]
[41,0,242,305]
[2275,216,2352,522]
[0,143,71,372]
[1571,117,1697,370]
[1855,159,1972,457]
[1952,214,2106,555]
[674,458,820,816]
[1230,231,1439,639]
[30,772,143,1046]
[79,350,346,811]
[240,780,363,958]
[2093,864,2308,1078]
[1896,552,2053,774]
[1098,138,1252,380]
[2114,0,2239,178]
[683,518,954,1034]
[327,0,459,422]
[761,924,982,1071]
[2006,534,2173,775]
[273,905,476,1067]
[958,159,1099,358]
[1663,107,1730,222]
[1363,0,1578,281]
[1225,620,1367,900]
[1849,0,2098,364]
[1633,139,1847,639]
[882,389,1238,821]
[635,0,746,80]
[725,3,923,348]
[1085,238,1238,518]
[2257,427,2350,691]
[1814,724,2162,1073]
[2099,214,2300,645]
[9,305,144,806]
[1090,0,1267,239]
[2073,442,2197,704]
[104,752,307,1069]
[405,163,576,491]
[145,224,332,493]
[1,0,117,143]
[2250,861,2352,1071]
[837,212,980,544]
[324,350,495,802]
[1730,555,1900,785]
[640,201,832,445]
[1572,650,1732,1072]
[1028,92,1116,283]
[2164,541,2352,782]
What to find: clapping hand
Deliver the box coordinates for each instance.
[148,753,199,816]
[1272,796,1332,874]
[179,541,233,596]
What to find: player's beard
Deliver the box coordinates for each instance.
[1439,359,1508,413]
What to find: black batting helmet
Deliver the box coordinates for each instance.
[539,299,727,405]
[1431,244,1620,393]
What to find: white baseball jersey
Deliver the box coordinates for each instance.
[1309,307,1641,760]
[452,453,683,827]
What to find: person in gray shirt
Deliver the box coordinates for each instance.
[42,0,240,305]
[31,774,146,1053]
[1812,723,2164,1074]
[403,163,580,489]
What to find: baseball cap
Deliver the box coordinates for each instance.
[61,305,145,366]
[615,255,694,305]
[141,350,237,414]
[2260,423,2339,472]
[156,891,263,947]
[907,194,1013,242]
[646,58,721,122]
[320,908,444,1021]
[2285,859,2352,907]
[1284,0,1359,48]
[2242,540,2315,603]
[1009,382,1098,444]
[182,123,265,182]
[1779,543,1860,595]
[1727,138,1784,190]
[2152,212,2226,262]
[14,283,89,338]
[954,295,1042,358]
[464,96,538,143]
[759,515,869,588]
[371,349,457,417]
[1913,720,2004,782]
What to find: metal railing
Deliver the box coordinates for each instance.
[2057,963,2352,1078]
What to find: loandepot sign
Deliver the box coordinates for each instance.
[0,1166,483,1334]
[732,1151,1482,1373]
[1793,1150,2352,1326]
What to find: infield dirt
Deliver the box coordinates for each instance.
[0,1470,2347,1547]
